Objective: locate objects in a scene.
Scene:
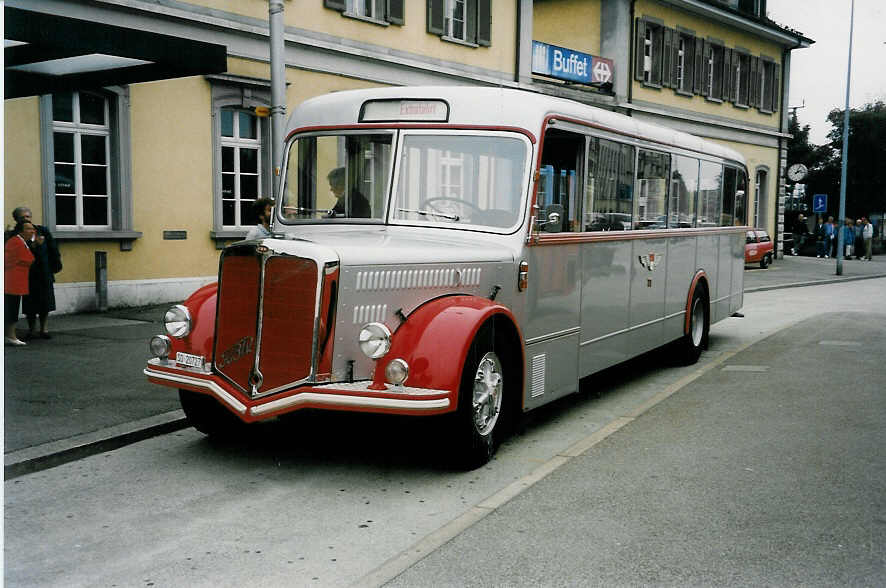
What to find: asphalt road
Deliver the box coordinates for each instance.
[388,311,886,586]
[4,278,885,587]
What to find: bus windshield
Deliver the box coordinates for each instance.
[279,131,529,232]
[391,133,528,232]
[280,132,393,223]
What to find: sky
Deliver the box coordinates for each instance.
[767,0,886,145]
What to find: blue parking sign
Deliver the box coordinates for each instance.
[813,194,827,213]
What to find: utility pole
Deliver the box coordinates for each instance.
[836,0,855,276]
[269,0,286,199]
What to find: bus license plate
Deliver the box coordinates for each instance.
[176,352,204,369]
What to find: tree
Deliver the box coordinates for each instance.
[820,100,886,219]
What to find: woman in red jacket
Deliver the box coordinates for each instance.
[5,220,36,346]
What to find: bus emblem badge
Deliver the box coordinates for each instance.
[639,253,659,271]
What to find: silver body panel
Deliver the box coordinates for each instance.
[255,86,747,412]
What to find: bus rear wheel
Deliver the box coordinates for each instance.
[680,287,709,365]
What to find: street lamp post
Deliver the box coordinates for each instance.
[836,0,855,276]
[269,0,286,199]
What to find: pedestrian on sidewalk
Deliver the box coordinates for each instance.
[792,214,809,255]
[815,216,827,258]
[862,217,874,261]
[854,218,865,260]
[12,207,61,339]
[842,218,855,259]
[245,197,275,240]
[5,220,36,346]
[825,216,835,258]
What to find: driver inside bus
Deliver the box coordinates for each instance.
[327,167,370,218]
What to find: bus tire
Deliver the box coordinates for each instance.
[452,326,505,469]
[680,286,709,365]
[179,389,242,438]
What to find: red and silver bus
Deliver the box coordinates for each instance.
[146,86,748,467]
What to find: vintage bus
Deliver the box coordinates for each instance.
[146,86,748,468]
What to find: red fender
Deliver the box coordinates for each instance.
[167,282,218,360]
[684,270,708,336]
[372,296,523,405]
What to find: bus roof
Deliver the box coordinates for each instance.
[286,86,746,166]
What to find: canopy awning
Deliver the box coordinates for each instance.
[4,6,228,99]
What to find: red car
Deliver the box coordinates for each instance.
[745,229,774,268]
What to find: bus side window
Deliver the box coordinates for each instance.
[538,129,584,232]
[734,168,748,225]
[585,138,634,231]
[698,161,722,228]
[721,166,737,226]
[670,155,699,228]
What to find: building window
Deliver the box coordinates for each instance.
[209,77,272,242]
[51,91,111,229]
[706,42,725,100]
[674,33,696,94]
[754,169,768,228]
[325,0,404,24]
[427,0,491,46]
[220,108,262,227]
[635,19,663,86]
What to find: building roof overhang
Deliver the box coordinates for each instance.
[662,0,814,49]
[4,6,228,99]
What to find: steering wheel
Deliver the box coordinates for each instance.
[424,197,483,216]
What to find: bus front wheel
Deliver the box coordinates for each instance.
[452,327,505,469]
[179,389,243,438]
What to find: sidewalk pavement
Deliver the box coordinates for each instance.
[4,254,886,478]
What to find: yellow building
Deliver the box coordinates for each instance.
[4,0,810,313]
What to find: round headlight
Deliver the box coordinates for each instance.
[358,322,391,359]
[164,304,192,338]
[385,358,409,386]
[150,335,172,359]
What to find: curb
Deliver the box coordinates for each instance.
[744,272,886,293]
[4,411,189,480]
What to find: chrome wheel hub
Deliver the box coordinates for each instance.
[472,351,503,436]
[690,298,704,347]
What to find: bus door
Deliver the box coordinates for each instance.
[522,129,583,410]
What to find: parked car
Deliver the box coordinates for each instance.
[745,229,774,268]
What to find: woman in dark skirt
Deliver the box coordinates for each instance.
[16,207,61,339]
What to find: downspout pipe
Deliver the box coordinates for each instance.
[269,0,286,199]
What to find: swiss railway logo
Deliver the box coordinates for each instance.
[638,253,660,271]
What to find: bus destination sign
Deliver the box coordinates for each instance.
[531,41,614,86]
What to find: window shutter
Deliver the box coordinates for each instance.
[324,0,346,11]
[427,0,444,35]
[635,19,647,82]
[771,64,779,113]
[662,28,674,88]
[693,37,704,94]
[749,56,760,108]
[387,0,404,25]
[477,0,491,46]
[683,37,695,92]
[721,48,732,102]
[650,27,662,85]
[466,0,478,43]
